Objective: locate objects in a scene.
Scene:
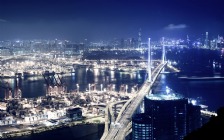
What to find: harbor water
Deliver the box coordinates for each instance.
[1,66,224,139]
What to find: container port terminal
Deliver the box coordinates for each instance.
[0,46,217,139]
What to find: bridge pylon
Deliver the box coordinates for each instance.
[162,37,166,64]
[147,38,152,82]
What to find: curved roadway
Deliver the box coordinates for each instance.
[101,62,166,140]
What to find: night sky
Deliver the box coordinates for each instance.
[0,0,224,42]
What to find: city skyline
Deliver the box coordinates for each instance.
[0,0,224,41]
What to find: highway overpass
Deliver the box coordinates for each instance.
[101,62,167,140]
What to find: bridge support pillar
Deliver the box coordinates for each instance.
[162,37,165,64]
[148,38,152,82]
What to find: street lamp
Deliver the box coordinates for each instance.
[135,84,138,91]
[125,85,128,94]
[113,84,115,91]
[166,86,170,94]
[76,84,79,93]
[100,84,103,92]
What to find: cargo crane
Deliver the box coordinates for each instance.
[0,76,13,100]
[42,71,66,96]
[14,75,22,99]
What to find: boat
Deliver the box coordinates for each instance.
[178,76,224,80]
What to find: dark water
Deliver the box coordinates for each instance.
[7,124,104,140]
[1,66,224,139]
[0,68,147,99]
[152,72,224,112]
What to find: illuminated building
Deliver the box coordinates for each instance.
[132,113,152,140]
[132,93,201,140]
[64,43,84,56]
[0,47,11,56]
[66,107,82,120]
[204,32,209,49]
[138,28,142,49]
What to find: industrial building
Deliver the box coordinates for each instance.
[66,107,82,120]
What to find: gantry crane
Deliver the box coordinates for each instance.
[42,71,66,96]
[0,76,13,100]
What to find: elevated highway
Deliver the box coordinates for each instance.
[101,62,167,140]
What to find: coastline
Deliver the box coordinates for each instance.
[0,116,105,139]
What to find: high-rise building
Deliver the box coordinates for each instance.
[138,28,142,49]
[204,32,209,49]
[132,93,202,140]
[132,113,152,140]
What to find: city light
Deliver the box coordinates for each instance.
[0,4,222,139]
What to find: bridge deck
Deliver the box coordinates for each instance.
[101,62,166,140]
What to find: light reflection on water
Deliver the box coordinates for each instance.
[162,73,224,112]
[1,67,224,112]
[0,68,146,99]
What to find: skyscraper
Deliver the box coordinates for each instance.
[132,113,152,140]
[204,32,209,49]
[138,28,142,49]
[132,93,201,140]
